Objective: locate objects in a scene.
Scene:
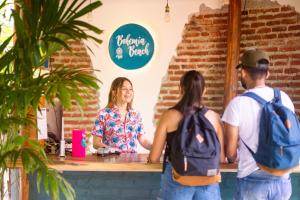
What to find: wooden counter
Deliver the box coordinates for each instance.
[48,153,238,172]
[11,153,300,173]
[28,154,300,200]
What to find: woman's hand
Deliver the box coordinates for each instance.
[93,135,109,149]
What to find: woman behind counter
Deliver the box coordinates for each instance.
[92,77,152,153]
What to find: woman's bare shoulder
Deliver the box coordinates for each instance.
[206,109,220,117]
[162,109,182,119]
[205,109,221,124]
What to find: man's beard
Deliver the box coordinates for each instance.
[240,77,247,89]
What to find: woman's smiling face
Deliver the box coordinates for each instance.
[117,80,134,104]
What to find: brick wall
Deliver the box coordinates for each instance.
[50,40,100,138]
[155,1,300,122]
[51,0,300,136]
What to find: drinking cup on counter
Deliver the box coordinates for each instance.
[72,129,86,157]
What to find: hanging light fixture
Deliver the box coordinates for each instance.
[164,0,170,22]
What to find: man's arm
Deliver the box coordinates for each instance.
[224,123,239,163]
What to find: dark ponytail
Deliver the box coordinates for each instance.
[173,70,205,115]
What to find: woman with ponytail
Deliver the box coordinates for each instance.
[149,70,225,200]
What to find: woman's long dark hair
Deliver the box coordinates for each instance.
[173,70,205,115]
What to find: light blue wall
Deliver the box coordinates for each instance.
[30,172,300,200]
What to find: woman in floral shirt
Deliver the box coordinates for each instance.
[92,77,152,152]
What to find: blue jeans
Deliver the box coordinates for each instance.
[158,163,221,200]
[235,170,292,200]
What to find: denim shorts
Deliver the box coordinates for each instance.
[235,170,292,200]
[157,162,221,200]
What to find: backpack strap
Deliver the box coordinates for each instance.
[198,106,208,115]
[273,88,282,104]
[240,138,255,157]
[242,92,267,105]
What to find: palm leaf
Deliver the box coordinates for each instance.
[0,0,103,199]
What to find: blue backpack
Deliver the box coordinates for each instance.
[170,107,220,178]
[243,89,300,173]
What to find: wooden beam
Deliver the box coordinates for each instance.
[223,0,242,108]
[20,169,29,200]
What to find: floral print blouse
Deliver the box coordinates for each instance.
[92,106,145,153]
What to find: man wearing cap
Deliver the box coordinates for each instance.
[222,49,295,200]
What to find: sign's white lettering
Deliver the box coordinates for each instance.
[128,43,149,57]
[116,34,149,57]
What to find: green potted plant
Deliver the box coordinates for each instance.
[0,0,103,199]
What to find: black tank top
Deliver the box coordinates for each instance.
[162,130,176,173]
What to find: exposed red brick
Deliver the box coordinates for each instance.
[182,39,192,43]
[294,32,300,37]
[274,12,297,19]
[199,19,213,25]
[255,40,269,46]
[266,20,281,26]
[242,29,256,35]
[291,60,300,65]
[183,32,201,38]
[169,65,180,70]
[154,3,300,124]
[279,47,296,51]
[181,65,198,70]
[259,14,274,20]
[206,25,227,31]
[216,43,227,48]
[174,58,188,62]
[51,40,100,137]
[288,25,300,31]
[281,18,297,24]
[251,22,265,28]
[272,26,287,32]
[278,33,293,38]
[274,61,288,66]
[203,13,227,18]
[249,8,280,14]
[281,6,294,12]
[285,68,300,73]
[189,58,206,62]
[261,47,278,52]
[270,54,289,59]
[261,34,277,39]
[161,82,178,88]
[177,51,195,56]
[291,54,300,58]
[245,35,262,40]
[210,32,222,37]
[257,27,271,34]
[242,24,250,29]
[194,51,209,56]
[242,16,257,21]
[177,46,185,50]
[213,19,228,24]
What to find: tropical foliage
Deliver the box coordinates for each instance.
[0,0,102,199]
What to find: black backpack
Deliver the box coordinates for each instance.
[170,107,220,176]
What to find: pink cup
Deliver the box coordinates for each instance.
[72,129,86,157]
